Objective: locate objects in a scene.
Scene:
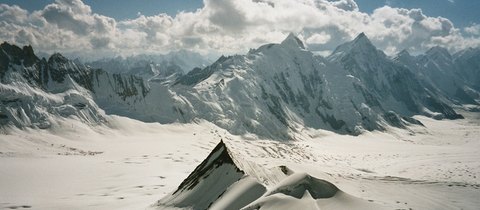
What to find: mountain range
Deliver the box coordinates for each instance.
[85,51,211,80]
[1,33,479,139]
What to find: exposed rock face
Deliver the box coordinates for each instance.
[156,140,249,210]
[0,42,149,129]
[156,141,384,210]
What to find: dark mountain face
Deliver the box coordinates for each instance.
[157,140,248,210]
[0,42,45,87]
[174,140,243,194]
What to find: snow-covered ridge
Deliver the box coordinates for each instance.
[156,140,385,210]
[0,42,149,130]
[156,140,251,210]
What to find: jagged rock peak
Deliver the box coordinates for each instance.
[0,42,35,57]
[280,32,305,49]
[328,32,378,61]
[426,46,451,60]
[354,32,367,40]
[454,47,480,59]
[0,41,18,52]
[0,42,39,66]
[350,32,376,50]
[397,49,411,57]
[426,46,450,55]
[173,139,242,194]
[22,45,34,56]
[48,52,69,64]
[394,49,414,61]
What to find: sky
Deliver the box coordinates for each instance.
[0,0,479,59]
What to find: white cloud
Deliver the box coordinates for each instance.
[465,24,480,36]
[0,0,479,58]
[306,32,331,44]
[0,4,28,24]
[327,0,359,11]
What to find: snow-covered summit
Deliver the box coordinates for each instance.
[156,140,252,210]
[280,33,306,50]
[426,46,451,59]
[394,49,417,68]
[328,32,381,62]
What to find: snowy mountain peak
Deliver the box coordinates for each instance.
[394,49,415,64]
[351,32,376,50]
[280,32,305,49]
[158,140,247,209]
[455,47,479,58]
[426,46,450,56]
[172,140,241,194]
[354,32,367,41]
[423,46,454,68]
[426,46,451,60]
[48,53,69,64]
[397,49,411,57]
[328,32,379,61]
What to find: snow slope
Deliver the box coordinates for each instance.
[1,110,479,209]
[153,110,480,210]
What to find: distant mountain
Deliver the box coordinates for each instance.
[86,51,212,81]
[327,33,462,120]
[395,46,480,105]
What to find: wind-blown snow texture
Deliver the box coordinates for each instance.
[2,32,479,138]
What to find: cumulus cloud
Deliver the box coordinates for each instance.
[0,0,479,59]
[465,24,480,36]
[327,0,359,11]
[0,4,28,23]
